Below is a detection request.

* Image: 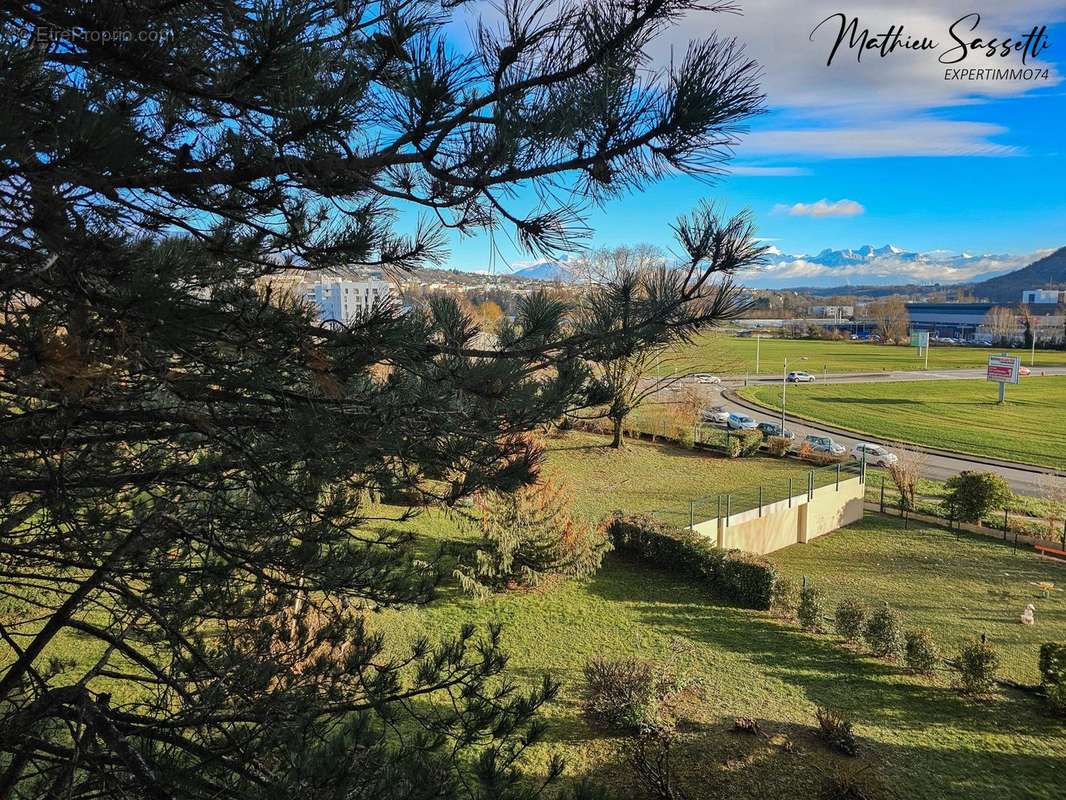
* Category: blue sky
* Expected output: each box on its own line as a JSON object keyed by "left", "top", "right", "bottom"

{"left": 434, "top": 3, "right": 1065, "bottom": 275}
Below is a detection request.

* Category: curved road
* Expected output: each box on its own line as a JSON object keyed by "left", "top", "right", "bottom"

{"left": 659, "top": 367, "right": 1066, "bottom": 496}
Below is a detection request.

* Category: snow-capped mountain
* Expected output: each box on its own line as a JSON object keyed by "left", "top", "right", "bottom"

{"left": 512, "top": 261, "right": 574, "bottom": 282}
{"left": 740, "top": 244, "right": 1049, "bottom": 289}
{"left": 508, "top": 244, "right": 1054, "bottom": 292}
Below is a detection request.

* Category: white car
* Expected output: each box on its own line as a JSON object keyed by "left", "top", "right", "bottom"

{"left": 727, "top": 412, "right": 757, "bottom": 430}
{"left": 787, "top": 371, "right": 816, "bottom": 383}
{"left": 693, "top": 374, "right": 721, "bottom": 384}
{"left": 850, "top": 443, "right": 897, "bottom": 466}
{"left": 701, "top": 407, "right": 730, "bottom": 424}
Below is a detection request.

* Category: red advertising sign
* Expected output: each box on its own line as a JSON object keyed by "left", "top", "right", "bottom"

{"left": 986, "top": 355, "right": 1020, "bottom": 385}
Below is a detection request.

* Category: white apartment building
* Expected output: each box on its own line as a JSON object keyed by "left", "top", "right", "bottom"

{"left": 304, "top": 274, "right": 393, "bottom": 324}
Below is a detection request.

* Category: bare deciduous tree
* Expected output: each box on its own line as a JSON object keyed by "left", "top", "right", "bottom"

{"left": 866, "top": 297, "right": 910, "bottom": 344}
{"left": 983, "top": 306, "right": 1018, "bottom": 346}
{"left": 888, "top": 443, "right": 927, "bottom": 511}
{"left": 1037, "top": 475, "right": 1066, "bottom": 544}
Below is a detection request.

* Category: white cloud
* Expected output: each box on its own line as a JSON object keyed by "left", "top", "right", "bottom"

{"left": 650, "top": 2, "right": 1064, "bottom": 160}
{"left": 674, "top": 2, "right": 1064, "bottom": 116}
{"left": 739, "top": 249, "right": 1055, "bottom": 288}
{"left": 743, "top": 120, "right": 1018, "bottom": 158}
{"left": 774, "top": 198, "right": 865, "bottom": 217}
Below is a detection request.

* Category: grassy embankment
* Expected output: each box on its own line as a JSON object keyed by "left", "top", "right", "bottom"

{"left": 665, "top": 333, "right": 1066, "bottom": 377}
{"left": 8, "top": 432, "right": 1065, "bottom": 799}
{"left": 738, "top": 376, "right": 1066, "bottom": 470}
{"left": 369, "top": 433, "right": 1066, "bottom": 800}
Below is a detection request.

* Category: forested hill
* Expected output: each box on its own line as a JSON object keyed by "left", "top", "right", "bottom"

{"left": 969, "top": 247, "right": 1066, "bottom": 303}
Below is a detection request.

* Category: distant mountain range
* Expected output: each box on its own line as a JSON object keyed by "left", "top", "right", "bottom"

{"left": 508, "top": 244, "right": 1064, "bottom": 298}
{"left": 739, "top": 244, "right": 1047, "bottom": 289}
{"left": 512, "top": 261, "right": 574, "bottom": 282}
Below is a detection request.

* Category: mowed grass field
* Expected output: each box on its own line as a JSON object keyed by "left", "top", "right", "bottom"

{"left": 369, "top": 433, "right": 1066, "bottom": 800}
{"left": 738, "top": 376, "right": 1066, "bottom": 470}
{"left": 9, "top": 432, "right": 1065, "bottom": 799}
{"left": 664, "top": 333, "right": 1066, "bottom": 377}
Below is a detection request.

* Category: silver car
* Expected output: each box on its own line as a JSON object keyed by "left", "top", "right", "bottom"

{"left": 727, "top": 412, "right": 757, "bottom": 430}
{"left": 701, "top": 407, "right": 730, "bottom": 424}
{"left": 850, "top": 443, "right": 897, "bottom": 466}
{"left": 802, "top": 434, "right": 846, "bottom": 456}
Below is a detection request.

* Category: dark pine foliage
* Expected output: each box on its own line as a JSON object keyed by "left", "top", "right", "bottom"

{"left": 0, "top": 1, "right": 763, "bottom": 798}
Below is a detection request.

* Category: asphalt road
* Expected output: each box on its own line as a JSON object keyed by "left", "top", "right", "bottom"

{"left": 652, "top": 368, "right": 1066, "bottom": 496}
{"left": 727, "top": 365, "right": 1066, "bottom": 385}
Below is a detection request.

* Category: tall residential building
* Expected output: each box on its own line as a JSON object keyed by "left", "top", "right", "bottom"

{"left": 304, "top": 274, "right": 393, "bottom": 324}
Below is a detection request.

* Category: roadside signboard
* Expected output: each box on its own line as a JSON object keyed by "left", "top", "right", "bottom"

{"left": 987, "top": 354, "right": 1020, "bottom": 385}
{"left": 909, "top": 330, "right": 929, "bottom": 348}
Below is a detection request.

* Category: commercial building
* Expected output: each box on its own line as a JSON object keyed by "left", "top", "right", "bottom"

{"left": 304, "top": 273, "right": 393, "bottom": 324}
{"left": 903, "top": 302, "right": 992, "bottom": 339}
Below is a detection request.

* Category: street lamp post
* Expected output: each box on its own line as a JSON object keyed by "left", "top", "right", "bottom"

{"left": 755, "top": 333, "right": 761, "bottom": 375}
{"left": 781, "top": 357, "right": 787, "bottom": 433}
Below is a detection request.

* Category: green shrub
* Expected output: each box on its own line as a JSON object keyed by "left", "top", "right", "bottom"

{"left": 834, "top": 598, "right": 867, "bottom": 642}
{"left": 726, "top": 428, "right": 763, "bottom": 458}
{"left": 904, "top": 628, "right": 940, "bottom": 673}
{"left": 770, "top": 575, "right": 798, "bottom": 618}
{"left": 941, "top": 471, "right": 1013, "bottom": 523}
{"left": 1039, "top": 642, "right": 1066, "bottom": 714}
{"left": 582, "top": 651, "right": 696, "bottom": 735}
{"left": 766, "top": 435, "right": 791, "bottom": 457}
{"left": 954, "top": 637, "right": 999, "bottom": 695}
{"left": 816, "top": 706, "right": 857, "bottom": 756}
{"left": 1038, "top": 642, "right": 1066, "bottom": 685}
{"left": 455, "top": 480, "right": 611, "bottom": 596}
{"left": 720, "top": 551, "right": 778, "bottom": 609}
{"left": 863, "top": 604, "right": 904, "bottom": 659}
{"left": 798, "top": 584, "right": 822, "bottom": 630}
{"left": 1046, "top": 681, "right": 1066, "bottom": 716}
{"left": 582, "top": 656, "right": 659, "bottom": 732}
{"left": 605, "top": 513, "right": 777, "bottom": 609}
{"left": 821, "top": 764, "right": 881, "bottom": 800}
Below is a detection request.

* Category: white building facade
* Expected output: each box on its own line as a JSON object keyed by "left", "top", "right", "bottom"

{"left": 1022, "top": 289, "right": 1062, "bottom": 305}
{"left": 304, "top": 274, "right": 393, "bottom": 324}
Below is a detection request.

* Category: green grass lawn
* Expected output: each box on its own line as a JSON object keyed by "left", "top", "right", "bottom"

{"left": 539, "top": 430, "right": 811, "bottom": 523}
{"left": 665, "top": 333, "right": 1066, "bottom": 377}
{"left": 9, "top": 432, "right": 1066, "bottom": 799}
{"left": 367, "top": 434, "right": 1066, "bottom": 800}
{"left": 737, "top": 376, "right": 1066, "bottom": 470}
{"left": 768, "top": 516, "right": 1065, "bottom": 682}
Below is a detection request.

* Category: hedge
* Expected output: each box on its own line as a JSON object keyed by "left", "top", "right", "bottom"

{"left": 727, "top": 429, "right": 763, "bottom": 459}
{"left": 604, "top": 512, "right": 777, "bottom": 609}
{"left": 1039, "top": 642, "right": 1066, "bottom": 685}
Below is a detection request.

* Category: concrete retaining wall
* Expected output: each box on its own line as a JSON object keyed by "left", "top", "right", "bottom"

{"left": 690, "top": 476, "right": 865, "bottom": 555}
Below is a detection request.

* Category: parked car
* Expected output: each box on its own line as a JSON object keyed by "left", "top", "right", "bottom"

{"left": 786, "top": 371, "right": 815, "bottom": 383}
{"left": 850, "top": 442, "right": 897, "bottom": 466}
{"left": 756, "top": 422, "right": 795, "bottom": 440}
{"left": 1019, "top": 366, "right": 1031, "bottom": 376}
{"left": 693, "top": 374, "right": 721, "bottom": 384}
{"left": 727, "top": 412, "right": 757, "bottom": 430}
{"left": 800, "top": 434, "right": 846, "bottom": 456}
{"left": 701, "top": 406, "right": 730, "bottom": 424}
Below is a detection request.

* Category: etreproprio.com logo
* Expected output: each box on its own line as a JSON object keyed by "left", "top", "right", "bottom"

{"left": 33, "top": 26, "right": 172, "bottom": 44}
